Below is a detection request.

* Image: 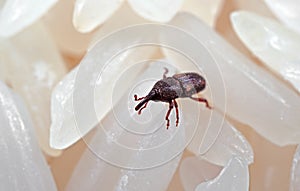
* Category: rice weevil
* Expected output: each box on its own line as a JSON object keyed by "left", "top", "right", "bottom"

{"left": 134, "top": 68, "right": 212, "bottom": 129}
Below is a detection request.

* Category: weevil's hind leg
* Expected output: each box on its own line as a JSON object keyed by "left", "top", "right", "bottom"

{"left": 173, "top": 99, "right": 179, "bottom": 127}
{"left": 190, "top": 97, "right": 212, "bottom": 109}
{"left": 163, "top": 67, "right": 169, "bottom": 79}
{"left": 165, "top": 101, "right": 174, "bottom": 129}
{"left": 137, "top": 101, "right": 149, "bottom": 115}
{"left": 134, "top": 94, "right": 146, "bottom": 101}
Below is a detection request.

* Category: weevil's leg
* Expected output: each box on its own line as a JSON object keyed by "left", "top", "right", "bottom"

{"left": 137, "top": 101, "right": 149, "bottom": 115}
{"left": 134, "top": 94, "right": 146, "bottom": 101}
{"left": 190, "top": 97, "right": 212, "bottom": 109}
{"left": 165, "top": 101, "right": 174, "bottom": 129}
{"left": 163, "top": 67, "right": 169, "bottom": 79}
{"left": 173, "top": 99, "right": 179, "bottom": 127}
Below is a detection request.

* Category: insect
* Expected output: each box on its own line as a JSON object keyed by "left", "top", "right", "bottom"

{"left": 134, "top": 68, "right": 212, "bottom": 129}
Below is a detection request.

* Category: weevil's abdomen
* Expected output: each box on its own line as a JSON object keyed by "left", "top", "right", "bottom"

{"left": 173, "top": 73, "right": 206, "bottom": 97}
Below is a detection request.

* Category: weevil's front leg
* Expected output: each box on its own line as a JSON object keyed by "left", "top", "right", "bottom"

{"left": 165, "top": 100, "right": 174, "bottom": 129}
{"left": 163, "top": 67, "right": 169, "bottom": 79}
{"left": 190, "top": 97, "right": 212, "bottom": 109}
{"left": 173, "top": 99, "right": 179, "bottom": 127}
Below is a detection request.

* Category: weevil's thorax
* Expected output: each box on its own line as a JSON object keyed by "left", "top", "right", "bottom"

{"left": 173, "top": 73, "right": 206, "bottom": 97}
{"left": 150, "top": 77, "right": 183, "bottom": 102}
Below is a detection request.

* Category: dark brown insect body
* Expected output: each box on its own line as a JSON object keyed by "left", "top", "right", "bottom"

{"left": 134, "top": 68, "right": 212, "bottom": 129}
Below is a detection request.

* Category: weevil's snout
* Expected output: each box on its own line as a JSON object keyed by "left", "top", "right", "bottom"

{"left": 134, "top": 94, "right": 149, "bottom": 111}
{"left": 135, "top": 101, "right": 146, "bottom": 111}
{"left": 134, "top": 91, "right": 156, "bottom": 112}
{"left": 134, "top": 97, "right": 150, "bottom": 115}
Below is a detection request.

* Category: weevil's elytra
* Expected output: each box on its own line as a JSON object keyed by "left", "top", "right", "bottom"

{"left": 134, "top": 68, "right": 212, "bottom": 129}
